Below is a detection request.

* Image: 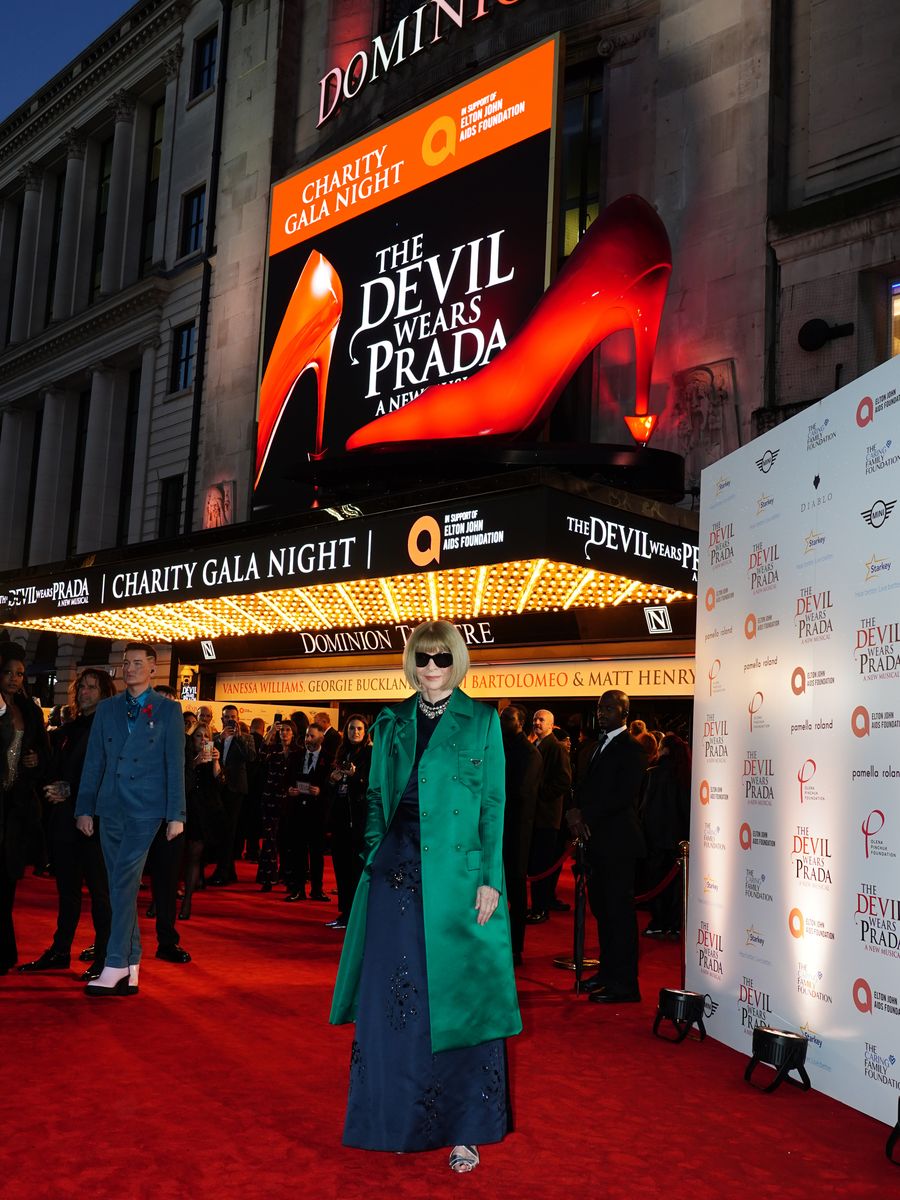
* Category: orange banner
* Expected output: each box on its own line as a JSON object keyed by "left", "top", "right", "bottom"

{"left": 269, "top": 39, "right": 556, "bottom": 257}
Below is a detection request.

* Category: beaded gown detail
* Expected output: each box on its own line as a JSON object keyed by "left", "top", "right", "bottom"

{"left": 342, "top": 707, "right": 511, "bottom": 1152}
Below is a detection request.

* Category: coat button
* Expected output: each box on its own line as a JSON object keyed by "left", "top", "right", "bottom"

{"left": 452, "top": 775, "right": 457, "bottom": 781}
{"left": 454, "top": 809, "right": 459, "bottom": 815}
{"left": 423, "top": 846, "right": 429, "bottom": 852}
{"left": 456, "top": 844, "right": 461, "bottom": 850}
{"left": 422, "top": 811, "right": 428, "bottom": 818}
{"left": 421, "top": 776, "right": 426, "bottom": 783}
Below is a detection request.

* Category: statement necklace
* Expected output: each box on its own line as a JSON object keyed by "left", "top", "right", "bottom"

{"left": 418, "top": 693, "right": 451, "bottom": 719}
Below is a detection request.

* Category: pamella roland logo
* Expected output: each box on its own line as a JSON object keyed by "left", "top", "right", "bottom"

{"left": 855, "top": 978, "right": 900, "bottom": 1019}
{"left": 755, "top": 448, "right": 780, "bottom": 474}
{"left": 856, "top": 386, "right": 900, "bottom": 427}
{"left": 738, "top": 975, "right": 772, "bottom": 1033}
{"left": 696, "top": 921, "right": 723, "bottom": 977}
{"left": 861, "top": 809, "right": 895, "bottom": 861}
{"left": 862, "top": 498, "right": 896, "bottom": 528}
{"left": 806, "top": 417, "right": 836, "bottom": 451}
{"left": 855, "top": 883, "right": 900, "bottom": 956}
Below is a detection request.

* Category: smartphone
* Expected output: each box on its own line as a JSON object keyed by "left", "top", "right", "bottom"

{"left": 274, "top": 712, "right": 283, "bottom": 723}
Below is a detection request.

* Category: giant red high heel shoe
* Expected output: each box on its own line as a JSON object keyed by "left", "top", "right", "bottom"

{"left": 345, "top": 195, "right": 671, "bottom": 451}
{"left": 256, "top": 250, "right": 343, "bottom": 487}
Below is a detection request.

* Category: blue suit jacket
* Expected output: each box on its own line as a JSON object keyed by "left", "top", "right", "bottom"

{"left": 75, "top": 691, "right": 186, "bottom": 823}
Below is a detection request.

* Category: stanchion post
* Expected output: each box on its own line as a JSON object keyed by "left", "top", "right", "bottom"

{"left": 679, "top": 839, "right": 690, "bottom": 989}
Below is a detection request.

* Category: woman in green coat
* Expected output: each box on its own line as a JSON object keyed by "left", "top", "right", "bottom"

{"left": 331, "top": 620, "right": 521, "bottom": 1172}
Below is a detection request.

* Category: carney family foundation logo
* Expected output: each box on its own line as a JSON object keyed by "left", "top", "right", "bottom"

{"left": 702, "top": 822, "right": 726, "bottom": 852}
{"left": 744, "top": 868, "right": 773, "bottom": 903}
{"left": 806, "top": 417, "right": 836, "bottom": 451}
{"left": 796, "top": 961, "right": 832, "bottom": 1004}
{"left": 865, "top": 438, "right": 900, "bottom": 476}
{"left": 863, "top": 1042, "right": 900, "bottom": 1091}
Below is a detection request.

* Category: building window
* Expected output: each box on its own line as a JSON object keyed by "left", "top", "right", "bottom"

{"left": 4, "top": 200, "right": 22, "bottom": 344}
{"left": 558, "top": 59, "right": 603, "bottom": 261}
{"left": 170, "top": 321, "right": 197, "bottom": 392}
{"left": 66, "top": 391, "right": 91, "bottom": 557}
{"left": 158, "top": 473, "right": 184, "bottom": 539}
{"left": 179, "top": 186, "right": 206, "bottom": 257}
{"left": 140, "top": 101, "right": 165, "bottom": 276}
{"left": 21, "top": 407, "right": 43, "bottom": 567}
{"left": 191, "top": 28, "right": 218, "bottom": 98}
{"left": 892, "top": 280, "right": 900, "bottom": 357}
{"left": 89, "top": 137, "right": 114, "bottom": 302}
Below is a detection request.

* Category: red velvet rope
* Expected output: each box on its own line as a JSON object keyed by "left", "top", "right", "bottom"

{"left": 525, "top": 844, "right": 683, "bottom": 903}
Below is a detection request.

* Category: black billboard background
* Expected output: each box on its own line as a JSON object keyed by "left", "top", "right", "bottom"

{"left": 255, "top": 132, "right": 552, "bottom": 510}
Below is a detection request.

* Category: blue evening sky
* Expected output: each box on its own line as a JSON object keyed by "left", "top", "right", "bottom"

{"left": 1, "top": 2, "right": 135, "bottom": 123}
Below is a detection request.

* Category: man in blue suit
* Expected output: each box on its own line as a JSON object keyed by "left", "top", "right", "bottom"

{"left": 75, "top": 643, "right": 186, "bottom": 996}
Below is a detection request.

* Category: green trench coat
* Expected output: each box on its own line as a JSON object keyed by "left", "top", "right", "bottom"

{"left": 330, "top": 688, "right": 522, "bottom": 1053}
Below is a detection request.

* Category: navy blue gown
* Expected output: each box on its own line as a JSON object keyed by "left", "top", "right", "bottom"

{"left": 343, "top": 708, "right": 511, "bottom": 1152}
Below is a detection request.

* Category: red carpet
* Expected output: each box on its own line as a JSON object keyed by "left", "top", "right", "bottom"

{"left": 1, "top": 863, "right": 894, "bottom": 1200}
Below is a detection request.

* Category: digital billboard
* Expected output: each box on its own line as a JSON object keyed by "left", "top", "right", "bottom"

{"left": 255, "top": 38, "right": 558, "bottom": 508}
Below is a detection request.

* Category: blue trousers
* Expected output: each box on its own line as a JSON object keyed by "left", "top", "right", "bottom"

{"left": 99, "top": 812, "right": 164, "bottom": 967}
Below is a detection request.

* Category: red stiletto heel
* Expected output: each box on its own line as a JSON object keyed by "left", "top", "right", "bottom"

{"left": 344, "top": 194, "right": 671, "bottom": 451}
{"left": 256, "top": 250, "right": 343, "bottom": 487}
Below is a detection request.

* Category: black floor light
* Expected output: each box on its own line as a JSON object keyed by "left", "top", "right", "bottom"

{"left": 744, "top": 1027, "right": 811, "bottom": 1093}
{"left": 652, "top": 988, "right": 707, "bottom": 1043}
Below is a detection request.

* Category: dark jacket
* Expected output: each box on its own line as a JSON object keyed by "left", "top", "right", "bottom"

{"left": 502, "top": 729, "right": 541, "bottom": 870}
{"left": 214, "top": 730, "right": 256, "bottom": 794}
{"left": 0, "top": 692, "right": 50, "bottom": 873}
{"left": 46, "top": 711, "right": 96, "bottom": 840}
{"left": 534, "top": 732, "right": 572, "bottom": 829}
{"left": 326, "top": 741, "right": 372, "bottom": 844}
{"left": 572, "top": 728, "right": 648, "bottom": 861}
{"left": 640, "top": 757, "right": 690, "bottom": 854}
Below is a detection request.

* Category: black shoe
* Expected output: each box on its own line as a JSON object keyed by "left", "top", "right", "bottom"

{"left": 525, "top": 910, "right": 549, "bottom": 924}
{"left": 309, "top": 891, "right": 331, "bottom": 902}
{"left": 588, "top": 987, "right": 641, "bottom": 1004}
{"left": 80, "top": 964, "right": 105, "bottom": 982}
{"left": 579, "top": 974, "right": 605, "bottom": 993}
{"left": 285, "top": 892, "right": 305, "bottom": 902}
{"left": 325, "top": 918, "right": 347, "bottom": 929}
{"left": 155, "top": 946, "right": 192, "bottom": 963}
{"left": 549, "top": 898, "right": 571, "bottom": 912}
{"left": 79, "top": 944, "right": 96, "bottom": 962}
{"left": 260, "top": 883, "right": 273, "bottom": 893}
{"left": 145, "top": 904, "right": 156, "bottom": 918}
{"left": 178, "top": 908, "right": 191, "bottom": 920}
{"left": 19, "top": 949, "right": 70, "bottom": 972}
{"left": 206, "top": 874, "right": 228, "bottom": 886}
{"left": 642, "top": 926, "right": 665, "bottom": 938}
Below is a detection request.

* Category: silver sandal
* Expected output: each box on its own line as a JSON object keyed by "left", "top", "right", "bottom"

{"left": 449, "top": 1145, "right": 480, "bottom": 1173}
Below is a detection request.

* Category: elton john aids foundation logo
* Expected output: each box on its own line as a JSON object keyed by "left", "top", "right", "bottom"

{"left": 854, "top": 978, "right": 900, "bottom": 1019}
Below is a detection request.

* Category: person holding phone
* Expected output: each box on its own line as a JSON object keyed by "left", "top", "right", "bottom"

{"left": 331, "top": 621, "right": 520, "bottom": 1174}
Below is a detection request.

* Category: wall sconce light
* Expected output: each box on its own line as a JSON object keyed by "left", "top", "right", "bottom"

{"left": 798, "top": 318, "right": 855, "bottom": 352}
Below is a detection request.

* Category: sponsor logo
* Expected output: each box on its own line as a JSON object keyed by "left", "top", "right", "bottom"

{"left": 794, "top": 586, "right": 833, "bottom": 643}
{"left": 865, "top": 438, "right": 900, "bottom": 476}
{"left": 864, "top": 1042, "right": 900, "bottom": 1089}
{"left": 857, "top": 387, "right": 900, "bottom": 427}
{"left": 800, "top": 1021, "right": 827, "bottom": 1068}
{"left": 745, "top": 925, "right": 766, "bottom": 948}
{"left": 791, "top": 825, "right": 832, "bottom": 886}
{"left": 704, "top": 995, "right": 720, "bottom": 1019}
{"left": 807, "top": 418, "right": 836, "bottom": 450}
{"left": 703, "top": 873, "right": 720, "bottom": 894}
{"left": 790, "top": 664, "right": 835, "bottom": 694}
{"left": 855, "top": 884, "right": 900, "bottom": 958}
{"left": 797, "top": 758, "right": 823, "bottom": 804}
{"left": 707, "top": 658, "right": 724, "bottom": 696}
{"left": 748, "top": 691, "right": 766, "bottom": 731}
{"left": 864, "top": 554, "right": 892, "bottom": 582}
{"left": 855, "top": 978, "right": 900, "bottom": 1019}
{"left": 708, "top": 520, "right": 735, "bottom": 568}
{"left": 803, "top": 529, "right": 827, "bottom": 554}
{"left": 851, "top": 705, "right": 900, "bottom": 736}
{"left": 755, "top": 448, "right": 780, "bottom": 474}
{"left": 696, "top": 921, "right": 724, "bottom": 977}
{"left": 739, "top": 822, "right": 775, "bottom": 850}
{"left": 714, "top": 475, "right": 732, "bottom": 498}
{"left": 5, "top": 577, "right": 91, "bottom": 611}
{"left": 854, "top": 616, "right": 900, "bottom": 680}
{"left": 744, "top": 611, "right": 780, "bottom": 639}
{"left": 703, "top": 822, "right": 726, "bottom": 852}
{"left": 862, "top": 499, "right": 896, "bottom": 528}
{"left": 796, "top": 962, "right": 832, "bottom": 1004}
{"left": 755, "top": 492, "right": 775, "bottom": 516}
{"left": 703, "top": 715, "right": 728, "bottom": 760}
{"left": 699, "top": 779, "right": 728, "bottom": 807}
{"left": 703, "top": 620, "right": 734, "bottom": 644}
{"left": 788, "top": 907, "right": 835, "bottom": 941}
{"left": 743, "top": 751, "right": 774, "bottom": 806}
{"left": 862, "top": 810, "right": 895, "bottom": 860}
{"left": 800, "top": 472, "right": 835, "bottom": 514}
{"left": 738, "top": 975, "right": 773, "bottom": 1033}
{"left": 744, "top": 869, "right": 773, "bottom": 903}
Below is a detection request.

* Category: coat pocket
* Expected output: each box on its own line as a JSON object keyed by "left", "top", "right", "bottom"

{"left": 457, "top": 749, "right": 484, "bottom": 791}
{"left": 466, "top": 849, "right": 483, "bottom": 872}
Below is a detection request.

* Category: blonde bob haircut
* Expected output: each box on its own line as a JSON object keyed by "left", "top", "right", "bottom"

{"left": 402, "top": 620, "right": 470, "bottom": 692}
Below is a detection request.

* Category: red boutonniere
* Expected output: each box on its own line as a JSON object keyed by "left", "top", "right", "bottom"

{"left": 142, "top": 702, "right": 155, "bottom": 729}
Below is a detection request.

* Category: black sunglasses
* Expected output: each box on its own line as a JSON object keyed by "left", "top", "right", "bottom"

{"left": 415, "top": 651, "right": 453, "bottom": 668}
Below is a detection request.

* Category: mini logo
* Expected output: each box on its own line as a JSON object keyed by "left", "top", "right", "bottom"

{"left": 864, "top": 554, "right": 892, "bottom": 582}
{"left": 862, "top": 810, "right": 885, "bottom": 859}
{"left": 755, "top": 448, "right": 780, "bottom": 474}
{"left": 862, "top": 499, "right": 896, "bottom": 528}
{"left": 644, "top": 605, "right": 673, "bottom": 634}
{"left": 704, "top": 996, "right": 719, "bottom": 1019}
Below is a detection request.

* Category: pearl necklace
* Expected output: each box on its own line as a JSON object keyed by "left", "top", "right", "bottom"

{"left": 418, "top": 693, "right": 450, "bottom": 719}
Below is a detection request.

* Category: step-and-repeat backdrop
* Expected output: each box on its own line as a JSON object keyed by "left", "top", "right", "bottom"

{"left": 689, "top": 353, "right": 900, "bottom": 1125}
